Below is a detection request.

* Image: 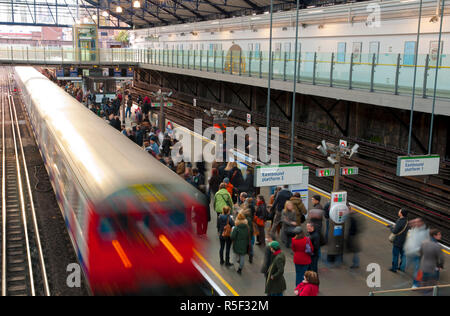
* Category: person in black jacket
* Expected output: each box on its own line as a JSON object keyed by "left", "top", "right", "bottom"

{"left": 161, "top": 134, "right": 172, "bottom": 157}
{"left": 323, "top": 201, "right": 331, "bottom": 242}
{"left": 135, "top": 125, "right": 144, "bottom": 147}
{"left": 307, "top": 222, "right": 320, "bottom": 273}
{"left": 270, "top": 185, "right": 292, "bottom": 238}
{"left": 239, "top": 169, "right": 255, "bottom": 197}
{"left": 388, "top": 209, "right": 409, "bottom": 273}
{"left": 260, "top": 235, "right": 274, "bottom": 280}
{"left": 217, "top": 206, "right": 235, "bottom": 266}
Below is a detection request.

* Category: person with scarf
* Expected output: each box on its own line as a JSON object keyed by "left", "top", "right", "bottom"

{"left": 265, "top": 241, "right": 287, "bottom": 296}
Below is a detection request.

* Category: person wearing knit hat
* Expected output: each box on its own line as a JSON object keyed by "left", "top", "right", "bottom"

{"left": 265, "top": 240, "right": 286, "bottom": 296}
{"left": 269, "top": 241, "right": 280, "bottom": 250}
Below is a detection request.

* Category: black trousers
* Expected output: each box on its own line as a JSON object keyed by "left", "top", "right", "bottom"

{"left": 219, "top": 237, "right": 232, "bottom": 263}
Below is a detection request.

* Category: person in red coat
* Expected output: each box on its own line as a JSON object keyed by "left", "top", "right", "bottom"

{"left": 292, "top": 226, "right": 313, "bottom": 286}
{"left": 294, "top": 271, "right": 320, "bottom": 296}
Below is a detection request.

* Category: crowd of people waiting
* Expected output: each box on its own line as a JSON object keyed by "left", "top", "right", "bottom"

{"left": 60, "top": 81, "right": 444, "bottom": 297}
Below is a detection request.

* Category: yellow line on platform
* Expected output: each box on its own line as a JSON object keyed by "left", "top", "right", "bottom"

{"left": 193, "top": 248, "right": 240, "bottom": 296}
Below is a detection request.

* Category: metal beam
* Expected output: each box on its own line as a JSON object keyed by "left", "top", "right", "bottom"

{"left": 171, "top": 0, "right": 206, "bottom": 20}
{"left": 145, "top": 0, "right": 185, "bottom": 23}
{"left": 84, "top": 0, "right": 134, "bottom": 27}
{"left": 239, "top": 0, "right": 261, "bottom": 11}
{"left": 202, "top": 0, "right": 230, "bottom": 16}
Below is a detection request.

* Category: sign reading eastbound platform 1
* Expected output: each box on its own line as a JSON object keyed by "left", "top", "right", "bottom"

{"left": 396, "top": 155, "right": 440, "bottom": 177}
{"left": 255, "top": 164, "right": 303, "bottom": 187}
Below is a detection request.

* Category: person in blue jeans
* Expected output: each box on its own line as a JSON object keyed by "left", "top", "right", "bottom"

{"left": 388, "top": 209, "right": 409, "bottom": 273}
{"left": 125, "top": 97, "right": 133, "bottom": 118}
{"left": 404, "top": 218, "right": 429, "bottom": 288}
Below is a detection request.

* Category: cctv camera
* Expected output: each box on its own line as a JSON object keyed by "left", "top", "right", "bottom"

{"left": 327, "top": 156, "right": 338, "bottom": 165}
{"left": 349, "top": 144, "right": 359, "bottom": 159}
{"left": 317, "top": 145, "right": 328, "bottom": 156}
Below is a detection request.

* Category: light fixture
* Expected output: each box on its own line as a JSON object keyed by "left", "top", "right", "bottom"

{"left": 102, "top": 10, "right": 109, "bottom": 17}
{"left": 92, "top": 14, "right": 97, "bottom": 21}
{"left": 264, "top": 11, "right": 269, "bottom": 14}
{"left": 133, "top": 0, "right": 141, "bottom": 8}
{"left": 429, "top": 15, "right": 439, "bottom": 23}
{"left": 83, "top": 17, "right": 89, "bottom": 24}
{"left": 116, "top": 6, "right": 123, "bottom": 13}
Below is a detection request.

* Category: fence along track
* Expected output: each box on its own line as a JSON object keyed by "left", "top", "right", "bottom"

{"left": 0, "top": 69, "right": 50, "bottom": 296}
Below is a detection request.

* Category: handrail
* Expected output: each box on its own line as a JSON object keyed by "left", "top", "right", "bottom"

{"left": 369, "top": 284, "right": 450, "bottom": 296}
{"left": 0, "top": 46, "right": 449, "bottom": 100}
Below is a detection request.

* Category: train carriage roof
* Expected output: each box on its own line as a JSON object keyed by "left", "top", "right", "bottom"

{"left": 15, "top": 66, "right": 197, "bottom": 202}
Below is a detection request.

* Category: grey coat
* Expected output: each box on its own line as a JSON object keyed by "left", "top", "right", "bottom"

{"left": 420, "top": 239, "right": 444, "bottom": 274}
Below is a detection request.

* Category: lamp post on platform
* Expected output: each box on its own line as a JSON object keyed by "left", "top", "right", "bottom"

{"left": 151, "top": 89, "right": 172, "bottom": 133}
{"left": 316, "top": 139, "right": 360, "bottom": 259}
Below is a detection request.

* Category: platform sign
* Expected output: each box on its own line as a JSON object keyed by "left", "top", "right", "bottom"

{"left": 126, "top": 67, "right": 134, "bottom": 77}
{"left": 114, "top": 67, "right": 121, "bottom": 77}
{"left": 316, "top": 168, "right": 335, "bottom": 177}
{"left": 255, "top": 163, "right": 303, "bottom": 187}
{"left": 289, "top": 167, "right": 310, "bottom": 210}
{"left": 396, "top": 155, "right": 440, "bottom": 177}
{"left": 339, "top": 139, "right": 348, "bottom": 147}
{"left": 340, "top": 167, "right": 358, "bottom": 176}
{"left": 56, "top": 69, "right": 64, "bottom": 77}
{"left": 69, "top": 67, "right": 78, "bottom": 77}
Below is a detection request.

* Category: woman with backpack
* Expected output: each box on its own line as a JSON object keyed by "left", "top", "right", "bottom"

{"left": 217, "top": 206, "right": 234, "bottom": 267}
{"left": 231, "top": 213, "right": 250, "bottom": 275}
{"left": 292, "top": 226, "right": 313, "bottom": 287}
{"left": 255, "top": 195, "right": 268, "bottom": 246}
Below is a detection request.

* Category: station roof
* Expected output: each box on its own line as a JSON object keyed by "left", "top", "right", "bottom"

{"left": 84, "top": 0, "right": 358, "bottom": 28}
{"left": 0, "top": 0, "right": 361, "bottom": 29}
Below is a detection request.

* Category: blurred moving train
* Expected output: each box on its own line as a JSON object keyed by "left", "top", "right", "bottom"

{"left": 14, "top": 66, "right": 208, "bottom": 295}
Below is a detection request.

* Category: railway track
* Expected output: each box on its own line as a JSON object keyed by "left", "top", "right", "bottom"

{"left": 131, "top": 83, "right": 450, "bottom": 245}
{"left": 0, "top": 69, "right": 50, "bottom": 296}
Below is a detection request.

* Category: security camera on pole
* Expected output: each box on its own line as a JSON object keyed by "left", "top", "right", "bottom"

{"left": 316, "top": 139, "right": 359, "bottom": 258}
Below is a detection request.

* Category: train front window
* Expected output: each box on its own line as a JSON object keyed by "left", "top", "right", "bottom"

{"left": 99, "top": 218, "right": 115, "bottom": 240}
{"left": 168, "top": 210, "right": 186, "bottom": 227}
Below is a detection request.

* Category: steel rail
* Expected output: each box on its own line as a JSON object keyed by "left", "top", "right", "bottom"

{"left": 6, "top": 75, "right": 35, "bottom": 296}
{"left": 1, "top": 80, "right": 6, "bottom": 296}
{"left": 8, "top": 76, "right": 50, "bottom": 296}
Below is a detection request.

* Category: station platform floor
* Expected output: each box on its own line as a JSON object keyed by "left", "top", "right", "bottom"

{"left": 121, "top": 108, "right": 449, "bottom": 296}
{"left": 191, "top": 187, "right": 450, "bottom": 296}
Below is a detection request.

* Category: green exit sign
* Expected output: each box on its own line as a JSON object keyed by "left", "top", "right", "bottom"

{"left": 151, "top": 102, "right": 173, "bottom": 108}
{"left": 316, "top": 168, "right": 336, "bottom": 177}
{"left": 340, "top": 167, "right": 359, "bottom": 176}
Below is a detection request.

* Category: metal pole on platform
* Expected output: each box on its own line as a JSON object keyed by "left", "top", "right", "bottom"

{"left": 407, "top": 0, "right": 423, "bottom": 155}
{"left": 290, "top": 0, "right": 300, "bottom": 163}
{"left": 266, "top": 0, "right": 274, "bottom": 147}
{"left": 428, "top": 0, "right": 445, "bottom": 155}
